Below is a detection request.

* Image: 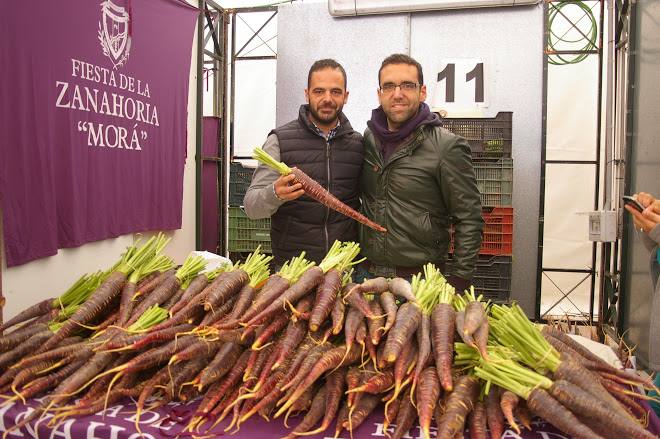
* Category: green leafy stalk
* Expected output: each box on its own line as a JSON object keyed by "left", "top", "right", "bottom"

{"left": 56, "top": 271, "right": 105, "bottom": 309}
{"left": 180, "top": 277, "right": 193, "bottom": 290}
{"left": 125, "top": 306, "right": 169, "bottom": 333}
{"left": 334, "top": 242, "right": 363, "bottom": 273}
{"left": 183, "top": 263, "right": 232, "bottom": 290}
{"left": 49, "top": 321, "right": 65, "bottom": 334}
{"left": 342, "top": 268, "right": 354, "bottom": 286}
{"left": 279, "top": 252, "right": 315, "bottom": 284}
{"left": 55, "top": 274, "right": 91, "bottom": 308}
{"left": 115, "top": 235, "right": 161, "bottom": 276}
{"left": 154, "top": 233, "right": 172, "bottom": 254}
{"left": 97, "top": 244, "right": 137, "bottom": 284}
{"left": 411, "top": 269, "right": 434, "bottom": 315}
{"left": 253, "top": 147, "right": 292, "bottom": 175}
{"left": 453, "top": 342, "right": 482, "bottom": 367}
{"left": 238, "top": 246, "right": 274, "bottom": 283}
{"left": 453, "top": 293, "right": 468, "bottom": 311}
{"left": 318, "top": 241, "right": 345, "bottom": 273}
{"left": 460, "top": 286, "right": 487, "bottom": 308}
{"left": 129, "top": 254, "right": 175, "bottom": 284}
{"left": 204, "top": 263, "right": 232, "bottom": 282}
{"left": 236, "top": 246, "right": 272, "bottom": 287}
{"left": 474, "top": 355, "right": 553, "bottom": 400}
{"left": 318, "top": 240, "right": 363, "bottom": 274}
{"left": 249, "top": 265, "right": 270, "bottom": 288}
{"left": 51, "top": 304, "right": 81, "bottom": 325}
{"left": 175, "top": 254, "right": 208, "bottom": 283}
{"left": 438, "top": 282, "right": 455, "bottom": 305}
{"left": 454, "top": 343, "right": 520, "bottom": 368}
{"left": 144, "top": 252, "right": 175, "bottom": 273}
{"left": 412, "top": 263, "right": 451, "bottom": 314}
{"left": 489, "top": 304, "right": 561, "bottom": 373}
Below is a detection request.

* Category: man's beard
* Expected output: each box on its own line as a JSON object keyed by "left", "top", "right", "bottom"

{"left": 310, "top": 104, "right": 341, "bottom": 124}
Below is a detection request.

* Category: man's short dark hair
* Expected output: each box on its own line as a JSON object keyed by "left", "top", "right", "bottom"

{"left": 378, "top": 54, "right": 424, "bottom": 86}
{"left": 307, "top": 59, "right": 347, "bottom": 90}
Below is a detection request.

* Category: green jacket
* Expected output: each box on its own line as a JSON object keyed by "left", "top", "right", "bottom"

{"left": 360, "top": 124, "right": 483, "bottom": 280}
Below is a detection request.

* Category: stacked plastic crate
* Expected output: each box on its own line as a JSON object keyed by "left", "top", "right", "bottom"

{"left": 444, "top": 112, "right": 513, "bottom": 302}
{"left": 227, "top": 162, "right": 272, "bottom": 254}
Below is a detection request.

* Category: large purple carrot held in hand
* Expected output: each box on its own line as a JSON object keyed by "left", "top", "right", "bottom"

{"left": 254, "top": 147, "right": 386, "bottom": 233}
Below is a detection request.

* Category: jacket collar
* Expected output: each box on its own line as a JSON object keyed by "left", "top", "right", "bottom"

{"left": 371, "top": 125, "right": 428, "bottom": 166}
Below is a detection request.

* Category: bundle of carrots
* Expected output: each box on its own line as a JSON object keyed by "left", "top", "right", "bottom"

{"left": 0, "top": 242, "right": 658, "bottom": 439}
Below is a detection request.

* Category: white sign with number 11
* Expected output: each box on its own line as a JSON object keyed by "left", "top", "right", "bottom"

{"left": 430, "top": 58, "right": 490, "bottom": 115}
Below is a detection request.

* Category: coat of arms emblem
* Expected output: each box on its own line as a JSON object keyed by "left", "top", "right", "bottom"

{"left": 98, "top": 0, "right": 132, "bottom": 68}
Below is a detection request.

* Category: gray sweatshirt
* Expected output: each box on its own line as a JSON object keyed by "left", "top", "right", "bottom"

{"left": 243, "top": 134, "right": 285, "bottom": 219}
{"left": 642, "top": 225, "right": 660, "bottom": 371}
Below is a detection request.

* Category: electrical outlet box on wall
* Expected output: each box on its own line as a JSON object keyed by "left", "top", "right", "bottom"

{"left": 587, "top": 211, "right": 618, "bottom": 242}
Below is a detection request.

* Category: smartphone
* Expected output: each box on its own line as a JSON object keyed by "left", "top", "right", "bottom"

{"left": 623, "top": 195, "right": 644, "bottom": 213}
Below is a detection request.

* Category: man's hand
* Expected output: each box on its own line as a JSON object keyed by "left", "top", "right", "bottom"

{"left": 274, "top": 173, "right": 305, "bottom": 201}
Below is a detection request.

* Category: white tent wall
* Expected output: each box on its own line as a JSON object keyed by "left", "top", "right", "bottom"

{"left": 233, "top": 59, "right": 277, "bottom": 159}
{"left": 542, "top": 53, "right": 601, "bottom": 318}
{"left": 275, "top": 2, "right": 544, "bottom": 314}
{"left": 0, "top": 21, "right": 200, "bottom": 321}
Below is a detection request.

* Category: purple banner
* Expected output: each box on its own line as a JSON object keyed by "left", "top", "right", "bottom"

{"left": 2, "top": 396, "right": 659, "bottom": 438}
{"left": 0, "top": 0, "right": 197, "bottom": 267}
{"left": 201, "top": 117, "right": 220, "bottom": 253}
{"left": 0, "top": 397, "right": 573, "bottom": 439}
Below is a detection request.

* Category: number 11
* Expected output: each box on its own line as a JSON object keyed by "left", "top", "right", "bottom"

{"left": 437, "top": 62, "right": 484, "bottom": 103}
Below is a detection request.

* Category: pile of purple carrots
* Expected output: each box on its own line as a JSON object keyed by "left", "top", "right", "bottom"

{"left": 0, "top": 237, "right": 658, "bottom": 439}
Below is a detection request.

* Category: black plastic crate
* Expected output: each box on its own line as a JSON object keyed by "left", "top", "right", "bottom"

{"left": 441, "top": 112, "right": 512, "bottom": 160}
{"left": 229, "top": 182, "right": 250, "bottom": 206}
{"left": 230, "top": 162, "right": 254, "bottom": 183}
{"left": 473, "top": 255, "right": 511, "bottom": 302}
{"left": 229, "top": 162, "right": 255, "bottom": 206}
{"left": 447, "top": 255, "right": 512, "bottom": 303}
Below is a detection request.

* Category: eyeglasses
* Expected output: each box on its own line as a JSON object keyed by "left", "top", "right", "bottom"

{"left": 379, "top": 81, "right": 419, "bottom": 94}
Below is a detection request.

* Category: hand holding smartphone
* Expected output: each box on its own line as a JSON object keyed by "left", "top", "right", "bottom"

{"left": 623, "top": 195, "right": 645, "bottom": 213}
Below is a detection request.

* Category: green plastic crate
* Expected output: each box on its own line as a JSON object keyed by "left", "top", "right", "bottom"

{"left": 228, "top": 239, "right": 272, "bottom": 253}
{"left": 228, "top": 207, "right": 271, "bottom": 253}
{"left": 474, "top": 158, "right": 513, "bottom": 207}
{"left": 228, "top": 228, "right": 270, "bottom": 241}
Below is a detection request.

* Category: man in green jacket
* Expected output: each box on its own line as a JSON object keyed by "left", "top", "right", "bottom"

{"left": 359, "top": 54, "right": 483, "bottom": 291}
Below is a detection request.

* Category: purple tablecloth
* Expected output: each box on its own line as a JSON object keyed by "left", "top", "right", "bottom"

{"left": 1, "top": 396, "right": 658, "bottom": 438}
